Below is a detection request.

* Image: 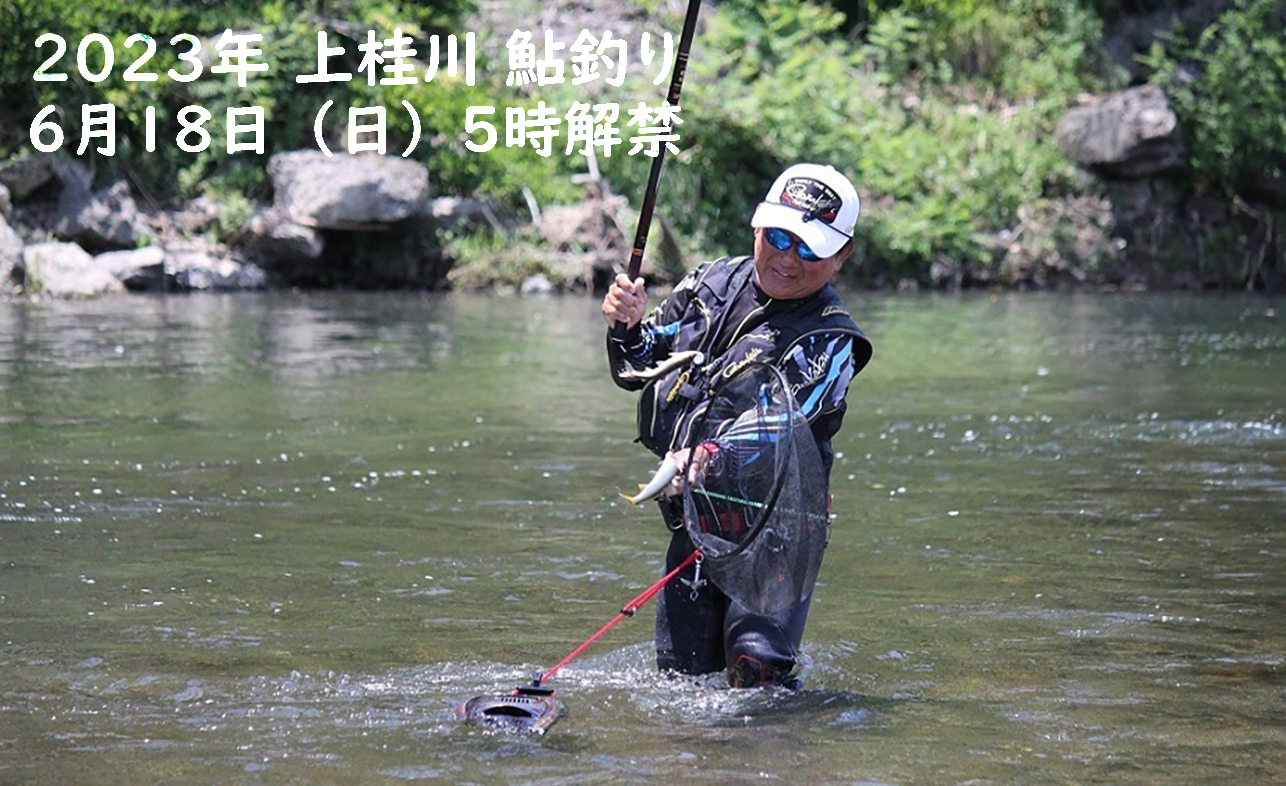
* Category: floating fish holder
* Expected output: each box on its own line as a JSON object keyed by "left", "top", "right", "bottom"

{"left": 460, "top": 684, "right": 564, "bottom": 734}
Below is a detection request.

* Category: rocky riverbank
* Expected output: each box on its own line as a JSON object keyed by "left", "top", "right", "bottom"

{"left": 0, "top": 147, "right": 686, "bottom": 299}
{"left": 1, "top": 0, "right": 1280, "bottom": 298}
{"left": 0, "top": 80, "right": 1231, "bottom": 299}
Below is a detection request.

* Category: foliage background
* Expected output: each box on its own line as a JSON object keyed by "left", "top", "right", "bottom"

{"left": 1, "top": 0, "right": 1282, "bottom": 289}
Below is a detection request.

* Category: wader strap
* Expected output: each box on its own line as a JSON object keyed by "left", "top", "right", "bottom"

{"left": 706, "top": 256, "right": 757, "bottom": 359}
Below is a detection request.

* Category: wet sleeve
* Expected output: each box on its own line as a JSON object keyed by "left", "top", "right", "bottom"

{"left": 606, "top": 267, "right": 702, "bottom": 391}
{"left": 776, "top": 332, "right": 860, "bottom": 480}
{"left": 779, "top": 333, "right": 859, "bottom": 432}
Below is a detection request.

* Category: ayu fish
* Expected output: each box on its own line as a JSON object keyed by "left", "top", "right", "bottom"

{"left": 620, "top": 456, "right": 680, "bottom": 505}
{"left": 616, "top": 351, "right": 704, "bottom": 383}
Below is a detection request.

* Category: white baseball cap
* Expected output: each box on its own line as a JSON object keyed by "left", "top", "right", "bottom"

{"left": 750, "top": 163, "right": 860, "bottom": 259}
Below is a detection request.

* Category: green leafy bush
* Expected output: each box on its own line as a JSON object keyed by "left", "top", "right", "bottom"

{"left": 1, "top": 0, "right": 484, "bottom": 201}
{"left": 1144, "top": 0, "right": 1286, "bottom": 199}
{"left": 865, "top": 0, "right": 1112, "bottom": 98}
{"left": 625, "top": 0, "right": 1094, "bottom": 282}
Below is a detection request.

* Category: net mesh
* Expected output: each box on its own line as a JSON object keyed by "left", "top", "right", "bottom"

{"left": 681, "top": 361, "right": 829, "bottom": 615}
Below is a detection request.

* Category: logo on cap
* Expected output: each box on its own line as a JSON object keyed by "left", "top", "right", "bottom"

{"left": 780, "top": 177, "right": 842, "bottom": 224}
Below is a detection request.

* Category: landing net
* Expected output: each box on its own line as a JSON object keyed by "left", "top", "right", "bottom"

{"left": 681, "top": 361, "right": 829, "bottom": 615}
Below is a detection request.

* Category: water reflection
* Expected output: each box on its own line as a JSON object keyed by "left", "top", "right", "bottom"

{"left": 1, "top": 291, "right": 1283, "bottom": 784}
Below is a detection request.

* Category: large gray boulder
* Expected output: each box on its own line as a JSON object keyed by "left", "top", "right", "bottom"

{"left": 0, "top": 157, "right": 56, "bottom": 201}
{"left": 19, "top": 242, "right": 125, "bottom": 298}
{"left": 166, "top": 248, "right": 267, "bottom": 291}
{"left": 269, "top": 151, "right": 430, "bottom": 229}
{"left": 1, "top": 213, "right": 22, "bottom": 289}
{"left": 96, "top": 246, "right": 166, "bottom": 290}
{"left": 1055, "top": 85, "right": 1186, "bottom": 179}
{"left": 54, "top": 175, "right": 142, "bottom": 250}
{"left": 0, "top": 183, "right": 11, "bottom": 220}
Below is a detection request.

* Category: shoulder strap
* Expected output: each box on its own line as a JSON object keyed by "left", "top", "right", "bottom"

{"left": 683, "top": 255, "right": 751, "bottom": 340}
{"left": 703, "top": 256, "right": 756, "bottom": 353}
{"left": 772, "top": 286, "right": 872, "bottom": 375}
{"left": 692, "top": 254, "right": 753, "bottom": 299}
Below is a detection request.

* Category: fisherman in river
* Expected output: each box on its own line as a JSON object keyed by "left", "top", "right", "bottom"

{"left": 601, "top": 163, "right": 874, "bottom": 689}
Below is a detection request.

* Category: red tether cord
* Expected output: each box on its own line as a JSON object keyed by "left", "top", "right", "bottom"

{"left": 535, "top": 550, "right": 701, "bottom": 687}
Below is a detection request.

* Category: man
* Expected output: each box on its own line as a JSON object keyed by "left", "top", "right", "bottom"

{"left": 601, "top": 163, "right": 874, "bottom": 688}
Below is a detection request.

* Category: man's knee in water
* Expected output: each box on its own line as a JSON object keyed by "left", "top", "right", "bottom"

{"left": 656, "top": 650, "right": 684, "bottom": 674}
{"left": 727, "top": 653, "right": 801, "bottom": 690}
{"left": 725, "top": 610, "right": 806, "bottom": 689}
{"left": 726, "top": 623, "right": 802, "bottom": 689}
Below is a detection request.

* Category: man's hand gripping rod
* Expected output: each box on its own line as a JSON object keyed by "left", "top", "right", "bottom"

{"left": 608, "top": 0, "right": 703, "bottom": 346}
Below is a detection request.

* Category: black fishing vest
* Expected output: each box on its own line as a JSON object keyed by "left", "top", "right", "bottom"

{"left": 635, "top": 256, "right": 872, "bottom": 457}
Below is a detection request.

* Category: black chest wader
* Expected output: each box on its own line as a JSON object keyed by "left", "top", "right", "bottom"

{"left": 641, "top": 257, "right": 870, "bottom": 686}
{"left": 641, "top": 257, "right": 868, "bottom": 525}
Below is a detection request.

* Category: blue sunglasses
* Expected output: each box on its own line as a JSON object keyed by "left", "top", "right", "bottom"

{"left": 764, "top": 227, "right": 822, "bottom": 262}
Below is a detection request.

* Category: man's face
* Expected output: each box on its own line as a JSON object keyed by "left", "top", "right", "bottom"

{"left": 753, "top": 227, "right": 847, "bottom": 300}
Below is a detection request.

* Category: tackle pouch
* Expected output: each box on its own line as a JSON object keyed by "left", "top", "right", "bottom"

{"left": 636, "top": 360, "right": 705, "bottom": 455}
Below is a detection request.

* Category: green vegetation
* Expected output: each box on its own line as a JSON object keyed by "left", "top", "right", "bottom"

{"left": 1, "top": 0, "right": 570, "bottom": 210}
{"left": 1, "top": 0, "right": 1282, "bottom": 289}
{"left": 1144, "top": 0, "right": 1286, "bottom": 198}
{"left": 635, "top": 0, "right": 1114, "bottom": 282}
{"left": 1142, "top": 0, "right": 1285, "bottom": 288}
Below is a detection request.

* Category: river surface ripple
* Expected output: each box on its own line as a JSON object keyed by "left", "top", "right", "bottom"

{"left": 0, "top": 292, "right": 1282, "bottom": 785}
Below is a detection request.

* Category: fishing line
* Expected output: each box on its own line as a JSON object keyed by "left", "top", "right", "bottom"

{"left": 692, "top": 487, "right": 830, "bottom": 523}
{"left": 463, "top": 0, "right": 706, "bottom": 734}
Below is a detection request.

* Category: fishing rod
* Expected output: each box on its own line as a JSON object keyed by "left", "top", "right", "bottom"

{"left": 461, "top": 550, "right": 700, "bottom": 733}
{"left": 534, "top": 548, "right": 700, "bottom": 686}
{"left": 462, "top": 0, "right": 707, "bottom": 735}
{"left": 608, "top": 0, "right": 703, "bottom": 342}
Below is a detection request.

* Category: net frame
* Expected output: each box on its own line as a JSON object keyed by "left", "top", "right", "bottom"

{"left": 679, "top": 361, "right": 829, "bottom": 614}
